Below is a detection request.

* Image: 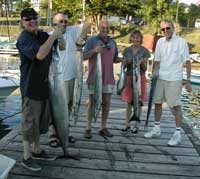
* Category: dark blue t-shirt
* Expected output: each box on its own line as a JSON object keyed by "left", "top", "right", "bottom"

{"left": 16, "top": 30, "right": 52, "bottom": 100}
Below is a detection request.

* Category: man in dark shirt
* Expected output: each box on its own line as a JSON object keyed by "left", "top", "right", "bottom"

{"left": 16, "top": 8, "right": 65, "bottom": 171}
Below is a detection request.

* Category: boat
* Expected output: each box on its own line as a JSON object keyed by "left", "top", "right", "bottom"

{"left": 0, "top": 70, "right": 20, "bottom": 97}
{"left": 190, "top": 53, "right": 200, "bottom": 63}
{"left": 183, "top": 69, "right": 200, "bottom": 85}
{"left": 0, "top": 154, "right": 16, "bottom": 179}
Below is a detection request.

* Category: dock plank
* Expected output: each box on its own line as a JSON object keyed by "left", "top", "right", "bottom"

{"left": 0, "top": 78, "right": 200, "bottom": 179}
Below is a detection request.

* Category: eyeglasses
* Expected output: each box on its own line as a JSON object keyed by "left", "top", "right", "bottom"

{"left": 53, "top": 20, "right": 68, "bottom": 26}
{"left": 161, "top": 27, "right": 171, "bottom": 32}
{"left": 22, "top": 16, "right": 38, "bottom": 21}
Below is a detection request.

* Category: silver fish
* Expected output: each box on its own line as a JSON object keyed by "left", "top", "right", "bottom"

{"left": 49, "top": 45, "right": 69, "bottom": 157}
{"left": 71, "top": 49, "right": 83, "bottom": 125}
{"left": 116, "top": 64, "right": 126, "bottom": 95}
{"left": 130, "top": 56, "right": 141, "bottom": 122}
{"left": 93, "top": 53, "right": 102, "bottom": 122}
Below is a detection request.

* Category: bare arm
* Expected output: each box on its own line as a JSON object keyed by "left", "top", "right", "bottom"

{"left": 80, "top": 22, "right": 91, "bottom": 40}
{"left": 185, "top": 60, "right": 192, "bottom": 92}
{"left": 36, "top": 34, "right": 57, "bottom": 60}
{"left": 83, "top": 45, "right": 102, "bottom": 60}
{"left": 36, "top": 27, "right": 63, "bottom": 60}
{"left": 152, "top": 61, "right": 160, "bottom": 75}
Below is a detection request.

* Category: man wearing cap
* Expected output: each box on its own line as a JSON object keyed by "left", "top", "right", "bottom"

{"left": 16, "top": 8, "right": 65, "bottom": 171}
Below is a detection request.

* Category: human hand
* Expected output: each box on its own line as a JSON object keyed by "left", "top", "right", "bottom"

{"left": 185, "top": 80, "right": 192, "bottom": 92}
{"left": 94, "top": 45, "right": 102, "bottom": 53}
{"left": 52, "top": 24, "right": 63, "bottom": 40}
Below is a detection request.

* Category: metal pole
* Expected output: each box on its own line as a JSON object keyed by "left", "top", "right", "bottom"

{"left": 47, "top": 0, "right": 52, "bottom": 26}
{"left": 82, "top": 0, "right": 85, "bottom": 22}
{"left": 175, "top": 0, "right": 179, "bottom": 23}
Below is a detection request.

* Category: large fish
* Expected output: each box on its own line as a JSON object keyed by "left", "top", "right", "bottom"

{"left": 93, "top": 53, "right": 102, "bottom": 122}
{"left": 116, "top": 64, "right": 126, "bottom": 95}
{"left": 130, "top": 57, "right": 141, "bottom": 122}
{"left": 49, "top": 44, "right": 69, "bottom": 157}
{"left": 145, "top": 73, "right": 158, "bottom": 127}
{"left": 71, "top": 48, "right": 83, "bottom": 125}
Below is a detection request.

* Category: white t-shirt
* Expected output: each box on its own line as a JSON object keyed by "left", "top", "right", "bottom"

{"left": 155, "top": 33, "right": 190, "bottom": 81}
{"left": 62, "top": 24, "right": 83, "bottom": 81}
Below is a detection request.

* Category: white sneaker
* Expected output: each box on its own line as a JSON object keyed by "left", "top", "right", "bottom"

{"left": 144, "top": 125, "right": 161, "bottom": 138}
{"left": 168, "top": 131, "right": 181, "bottom": 146}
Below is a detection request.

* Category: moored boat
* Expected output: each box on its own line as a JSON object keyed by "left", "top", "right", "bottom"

{"left": 183, "top": 69, "right": 200, "bottom": 85}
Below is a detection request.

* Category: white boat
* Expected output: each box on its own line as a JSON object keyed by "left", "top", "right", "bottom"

{"left": 0, "top": 70, "right": 20, "bottom": 97}
{"left": 190, "top": 53, "right": 200, "bottom": 63}
{"left": 0, "top": 154, "right": 16, "bottom": 179}
{"left": 183, "top": 69, "right": 200, "bottom": 85}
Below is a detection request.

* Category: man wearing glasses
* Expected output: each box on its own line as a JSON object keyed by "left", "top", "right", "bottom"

{"left": 48, "top": 12, "right": 91, "bottom": 147}
{"left": 144, "top": 19, "right": 192, "bottom": 146}
{"left": 17, "top": 8, "right": 65, "bottom": 171}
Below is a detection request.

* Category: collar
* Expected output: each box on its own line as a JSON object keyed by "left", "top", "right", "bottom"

{"left": 165, "top": 32, "right": 176, "bottom": 41}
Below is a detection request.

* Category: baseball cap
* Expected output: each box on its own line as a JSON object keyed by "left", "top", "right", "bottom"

{"left": 21, "top": 8, "right": 38, "bottom": 19}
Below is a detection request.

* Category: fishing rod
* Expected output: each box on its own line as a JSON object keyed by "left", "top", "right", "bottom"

{"left": 0, "top": 111, "right": 21, "bottom": 122}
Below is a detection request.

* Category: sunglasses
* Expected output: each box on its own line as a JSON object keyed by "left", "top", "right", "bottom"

{"left": 161, "top": 27, "right": 171, "bottom": 32}
{"left": 53, "top": 20, "right": 68, "bottom": 26}
{"left": 22, "top": 16, "right": 38, "bottom": 21}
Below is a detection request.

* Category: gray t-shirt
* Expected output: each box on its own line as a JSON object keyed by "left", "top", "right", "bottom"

{"left": 123, "top": 46, "right": 150, "bottom": 75}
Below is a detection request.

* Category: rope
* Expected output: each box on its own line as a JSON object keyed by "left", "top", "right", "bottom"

{"left": 0, "top": 111, "right": 21, "bottom": 122}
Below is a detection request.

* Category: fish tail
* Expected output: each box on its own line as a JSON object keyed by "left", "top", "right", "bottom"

{"left": 129, "top": 114, "right": 140, "bottom": 122}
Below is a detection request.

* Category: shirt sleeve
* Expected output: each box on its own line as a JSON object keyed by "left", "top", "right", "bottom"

{"left": 68, "top": 24, "right": 83, "bottom": 42}
{"left": 17, "top": 32, "right": 40, "bottom": 60}
{"left": 181, "top": 39, "right": 190, "bottom": 63}
{"left": 154, "top": 39, "right": 162, "bottom": 62}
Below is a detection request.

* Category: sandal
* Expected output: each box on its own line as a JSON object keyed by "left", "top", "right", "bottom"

{"left": 49, "top": 134, "right": 60, "bottom": 148}
{"left": 121, "top": 126, "right": 131, "bottom": 132}
{"left": 68, "top": 136, "right": 76, "bottom": 143}
{"left": 131, "top": 127, "right": 138, "bottom": 134}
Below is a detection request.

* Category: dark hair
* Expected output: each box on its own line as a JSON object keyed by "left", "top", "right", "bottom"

{"left": 129, "top": 30, "right": 143, "bottom": 44}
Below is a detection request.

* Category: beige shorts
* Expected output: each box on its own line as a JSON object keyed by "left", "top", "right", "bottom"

{"left": 153, "top": 79, "right": 182, "bottom": 107}
{"left": 88, "top": 84, "right": 114, "bottom": 94}
{"left": 22, "top": 97, "right": 51, "bottom": 143}
{"left": 64, "top": 79, "right": 75, "bottom": 111}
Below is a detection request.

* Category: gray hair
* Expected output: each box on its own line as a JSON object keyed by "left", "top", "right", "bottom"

{"left": 160, "top": 19, "right": 175, "bottom": 30}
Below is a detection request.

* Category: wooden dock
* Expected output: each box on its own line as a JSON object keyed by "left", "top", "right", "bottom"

{"left": 1, "top": 75, "right": 200, "bottom": 179}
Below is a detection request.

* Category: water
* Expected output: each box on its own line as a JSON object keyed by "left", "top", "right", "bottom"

{"left": 0, "top": 96, "right": 21, "bottom": 139}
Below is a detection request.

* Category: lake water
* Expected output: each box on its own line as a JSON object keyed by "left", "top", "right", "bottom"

{"left": 0, "top": 95, "right": 21, "bottom": 139}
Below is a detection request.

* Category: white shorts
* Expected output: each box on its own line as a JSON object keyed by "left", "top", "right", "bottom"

{"left": 153, "top": 79, "right": 182, "bottom": 108}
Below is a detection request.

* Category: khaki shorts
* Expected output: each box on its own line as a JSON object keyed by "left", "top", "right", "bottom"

{"left": 64, "top": 79, "right": 75, "bottom": 112}
{"left": 22, "top": 97, "right": 51, "bottom": 143}
{"left": 153, "top": 79, "right": 182, "bottom": 108}
{"left": 88, "top": 84, "right": 114, "bottom": 94}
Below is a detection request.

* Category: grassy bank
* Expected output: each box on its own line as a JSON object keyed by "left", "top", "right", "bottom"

{"left": 0, "top": 22, "right": 200, "bottom": 53}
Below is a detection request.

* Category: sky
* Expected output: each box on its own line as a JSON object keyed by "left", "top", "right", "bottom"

{"left": 179, "top": 0, "right": 199, "bottom": 5}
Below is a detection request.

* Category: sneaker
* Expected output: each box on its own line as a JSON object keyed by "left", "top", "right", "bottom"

{"left": 84, "top": 129, "right": 92, "bottom": 139}
{"left": 168, "top": 131, "right": 182, "bottom": 146}
{"left": 144, "top": 125, "right": 161, "bottom": 138}
{"left": 32, "top": 150, "right": 56, "bottom": 161}
{"left": 99, "top": 128, "right": 113, "bottom": 138}
{"left": 131, "top": 127, "right": 139, "bottom": 134}
{"left": 121, "top": 126, "right": 131, "bottom": 132}
{"left": 21, "top": 157, "right": 41, "bottom": 171}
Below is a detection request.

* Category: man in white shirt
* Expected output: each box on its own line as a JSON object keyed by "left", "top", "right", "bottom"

{"left": 49, "top": 12, "right": 91, "bottom": 147}
{"left": 144, "top": 19, "right": 192, "bottom": 146}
